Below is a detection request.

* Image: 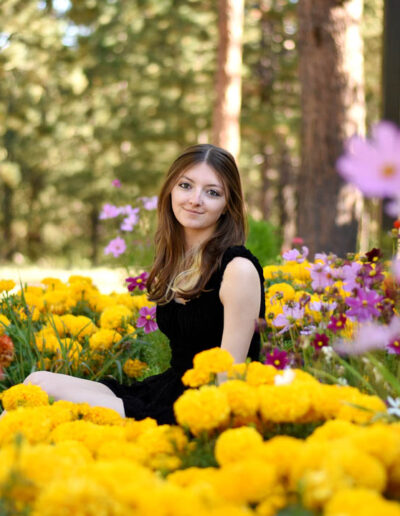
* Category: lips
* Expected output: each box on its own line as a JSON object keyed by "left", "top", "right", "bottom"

{"left": 183, "top": 208, "right": 204, "bottom": 215}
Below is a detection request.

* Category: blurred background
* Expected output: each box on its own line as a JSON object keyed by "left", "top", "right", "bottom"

{"left": 0, "top": 0, "right": 392, "bottom": 286}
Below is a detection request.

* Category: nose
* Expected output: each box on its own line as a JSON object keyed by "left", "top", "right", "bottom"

{"left": 189, "top": 188, "right": 203, "bottom": 206}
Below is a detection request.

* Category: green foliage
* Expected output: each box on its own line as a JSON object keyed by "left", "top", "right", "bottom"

{"left": 246, "top": 216, "right": 281, "bottom": 266}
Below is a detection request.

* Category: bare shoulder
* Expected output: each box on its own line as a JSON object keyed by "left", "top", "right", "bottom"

{"left": 220, "top": 257, "right": 260, "bottom": 302}
{"left": 223, "top": 256, "right": 259, "bottom": 280}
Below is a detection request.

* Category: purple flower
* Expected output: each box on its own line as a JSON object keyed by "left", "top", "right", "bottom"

{"left": 328, "top": 314, "right": 347, "bottom": 333}
{"left": 112, "top": 179, "right": 122, "bottom": 188}
{"left": 388, "top": 337, "right": 400, "bottom": 355}
{"left": 337, "top": 121, "right": 400, "bottom": 198}
{"left": 99, "top": 204, "right": 122, "bottom": 220}
{"left": 308, "top": 263, "right": 335, "bottom": 291}
{"left": 273, "top": 303, "right": 304, "bottom": 334}
{"left": 357, "top": 263, "right": 385, "bottom": 289}
{"left": 339, "top": 262, "right": 362, "bottom": 292}
{"left": 311, "top": 333, "right": 330, "bottom": 351}
{"left": 104, "top": 237, "right": 126, "bottom": 258}
{"left": 282, "top": 246, "right": 309, "bottom": 263}
{"left": 126, "top": 272, "right": 149, "bottom": 292}
{"left": 121, "top": 209, "right": 140, "bottom": 232}
{"left": 345, "top": 288, "right": 383, "bottom": 322}
{"left": 136, "top": 306, "right": 158, "bottom": 334}
{"left": 264, "top": 348, "right": 289, "bottom": 370}
{"left": 334, "top": 317, "right": 400, "bottom": 355}
{"left": 140, "top": 196, "right": 158, "bottom": 211}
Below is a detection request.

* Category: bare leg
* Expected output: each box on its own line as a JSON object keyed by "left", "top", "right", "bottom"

{"left": 22, "top": 371, "right": 125, "bottom": 417}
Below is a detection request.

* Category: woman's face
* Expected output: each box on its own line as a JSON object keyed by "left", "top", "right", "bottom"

{"left": 171, "top": 162, "right": 227, "bottom": 247}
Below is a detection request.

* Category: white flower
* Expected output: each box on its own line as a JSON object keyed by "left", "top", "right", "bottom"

{"left": 387, "top": 396, "right": 400, "bottom": 417}
{"left": 274, "top": 368, "right": 295, "bottom": 386}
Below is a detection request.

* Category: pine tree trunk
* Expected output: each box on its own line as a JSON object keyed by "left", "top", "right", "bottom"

{"left": 297, "top": 0, "right": 365, "bottom": 257}
{"left": 212, "top": 0, "right": 244, "bottom": 161}
{"left": 2, "top": 184, "right": 14, "bottom": 260}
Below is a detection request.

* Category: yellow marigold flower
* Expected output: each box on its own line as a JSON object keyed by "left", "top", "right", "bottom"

{"left": 168, "top": 466, "right": 219, "bottom": 488}
{"left": 89, "top": 329, "right": 122, "bottom": 351}
{"left": 49, "top": 420, "right": 126, "bottom": 454}
{"left": 34, "top": 330, "right": 60, "bottom": 353}
{"left": 44, "top": 314, "right": 66, "bottom": 337}
{"left": 42, "top": 288, "right": 70, "bottom": 315}
{"left": 0, "top": 383, "right": 49, "bottom": 411}
{"left": 246, "top": 362, "right": 277, "bottom": 386}
{"left": 267, "top": 282, "right": 296, "bottom": 301}
{"left": 32, "top": 475, "right": 126, "bottom": 516}
{"left": 0, "top": 314, "right": 11, "bottom": 335}
{"left": 193, "top": 347, "right": 234, "bottom": 374}
{"left": 137, "top": 425, "right": 187, "bottom": 457}
{"left": 265, "top": 303, "right": 284, "bottom": 326}
{"left": 227, "top": 362, "right": 247, "bottom": 380}
{"left": 23, "top": 292, "right": 44, "bottom": 312}
{"left": 123, "top": 358, "right": 148, "bottom": 378}
{"left": 60, "top": 314, "right": 97, "bottom": 341}
{"left": 81, "top": 406, "right": 123, "bottom": 426}
{"left": 349, "top": 423, "right": 400, "bottom": 468}
{"left": 325, "top": 488, "right": 400, "bottom": 516}
{"left": 215, "top": 427, "right": 263, "bottom": 466}
{"left": 129, "top": 294, "right": 155, "bottom": 311}
{"left": 218, "top": 380, "right": 258, "bottom": 419}
{"left": 0, "top": 280, "right": 16, "bottom": 293}
{"left": 213, "top": 459, "right": 278, "bottom": 504}
{"left": 41, "top": 277, "right": 64, "bottom": 290}
{"left": 174, "top": 386, "right": 230, "bottom": 435}
{"left": 99, "top": 304, "right": 132, "bottom": 330}
{"left": 182, "top": 367, "right": 212, "bottom": 387}
{"left": 97, "top": 440, "right": 147, "bottom": 463}
{"left": 336, "top": 391, "right": 387, "bottom": 424}
{"left": 307, "top": 419, "right": 358, "bottom": 443}
{"left": 258, "top": 384, "right": 311, "bottom": 423}
{"left": 259, "top": 435, "right": 303, "bottom": 482}
{"left": 68, "top": 275, "right": 93, "bottom": 285}
{"left": 17, "top": 305, "right": 41, "bottom": 322}
{"left": 88, "top": 293, "right": 115, "bottom": 312}
{"left": 256, "top": 488, "right": 287, "bottom": 516}
{"left": 122, "top": 417, "right": 158, "bottom": 440}
{"left": 112, "top": 293, "right": 138, "bottom": 310}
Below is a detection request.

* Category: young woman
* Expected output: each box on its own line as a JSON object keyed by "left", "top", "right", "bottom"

{"left": 22, "top": 144, "right": 265, "bottom": 424}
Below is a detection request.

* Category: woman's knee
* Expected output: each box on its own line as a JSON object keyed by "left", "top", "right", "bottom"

{"left": 24, "top": 370, "right": 55, "bottom": 388}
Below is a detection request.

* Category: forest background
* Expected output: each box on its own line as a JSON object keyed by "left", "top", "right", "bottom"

{"left": 0, "top": 0, "right": 385, "bottom": 278}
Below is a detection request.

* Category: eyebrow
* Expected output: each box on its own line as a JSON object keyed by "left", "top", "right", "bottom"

{"left": 180, "top": 175, "right": 223, "bottom": 189}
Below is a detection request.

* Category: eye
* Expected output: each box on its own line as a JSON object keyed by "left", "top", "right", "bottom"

{"left": 207, "top": 189, "right": 222, "bottom": 197}
{"left": 178, "top": 182, "right": 191, "bottom": 190}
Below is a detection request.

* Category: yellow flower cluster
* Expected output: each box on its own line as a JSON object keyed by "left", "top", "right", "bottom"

{"left": 0, "top": 275, "right": 156, "bottom": 377}
{"left": 123, "top": 358, "right": 148, "bottom": 378}
{"left": 0, "top": 383, "right": 49, "bottom": 411}
{"left": 0, "top": 368, "right": 399, "bottom": 515}
{"left": 178, "top": 358, "right": 386, "bottom": 434}
{"left": 182, "top": 348, "right": 234, "bottom": 387}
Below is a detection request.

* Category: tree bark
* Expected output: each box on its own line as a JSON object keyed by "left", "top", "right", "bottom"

{"left": 212, "top": 0, "right": 244, "bottom": 161}
{"left": 297, "top": 0, "right": 365, "bottom": 257}
{"left": 2, "top": 184, "right": 14, "bottom": 261}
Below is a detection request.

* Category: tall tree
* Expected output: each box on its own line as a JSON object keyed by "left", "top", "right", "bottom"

{"left": 212, "top": 0, "right": 244, "bottom": 160}
{"left": 297, "top": 0, "right": 366, "bottom": 256}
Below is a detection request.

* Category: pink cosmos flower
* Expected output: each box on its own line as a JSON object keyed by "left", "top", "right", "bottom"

{"left": 140, "top": 196, "right": 158, "bottom": 211}
{"left": 334, "top": 317, "right": 400, "bottom": 355}
{"left": 264, "top": 348, "right": 289, "bottom": 370}
{"left": 308, "top": 263, "right": 335, "bottom": 291}
{"left": 388, "top": 337, "right": 400, "bottom": 355}
{"left": 328, "top": 314, "right": 347, "bottom": 333}
{"left": 136, "top": 306, "right": 158, "bottom": 334}
{"left": 104, "top": 237, "right": 126, "bottom": 258}
{"left": 282, "top": 246, "right": 309, "bottom": 263}
{"left": 126, "top": 272, "right": 149, "bottom": 292}
{"left": 112, "top": 179, "right": 122, "bottom": 188}
{"left": 345, "top": 288, "right": 383, "bottom": 322}
{"left": 121, "top": 209, "right": 140, "bottom": 232}
{"left": 273, "top": 303, "right": 304, "bottom": 334}
{"left": 337, "top": 121, "right": 400, "bottom": 198}
{"left": 339, "top": 262, "right": 362, "bottom": 292}
{"left": 99, "top": 204, "right": 122, "bottom": 220}
{"left": 311, "top": 333, "right": 330, "bottom": 351}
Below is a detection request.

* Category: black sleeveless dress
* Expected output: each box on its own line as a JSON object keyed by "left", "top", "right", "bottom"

{"left": 99, "top": 246, "right": 265, "bottom": 424}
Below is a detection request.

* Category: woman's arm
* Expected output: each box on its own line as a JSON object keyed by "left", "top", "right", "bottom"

{"left": 219, "top": 257, "right": 261, "bottom": 364}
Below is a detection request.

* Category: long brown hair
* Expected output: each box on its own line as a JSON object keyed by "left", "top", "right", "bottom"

{"left": 147, "top": 144, "right": 246, "bottom": 303}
